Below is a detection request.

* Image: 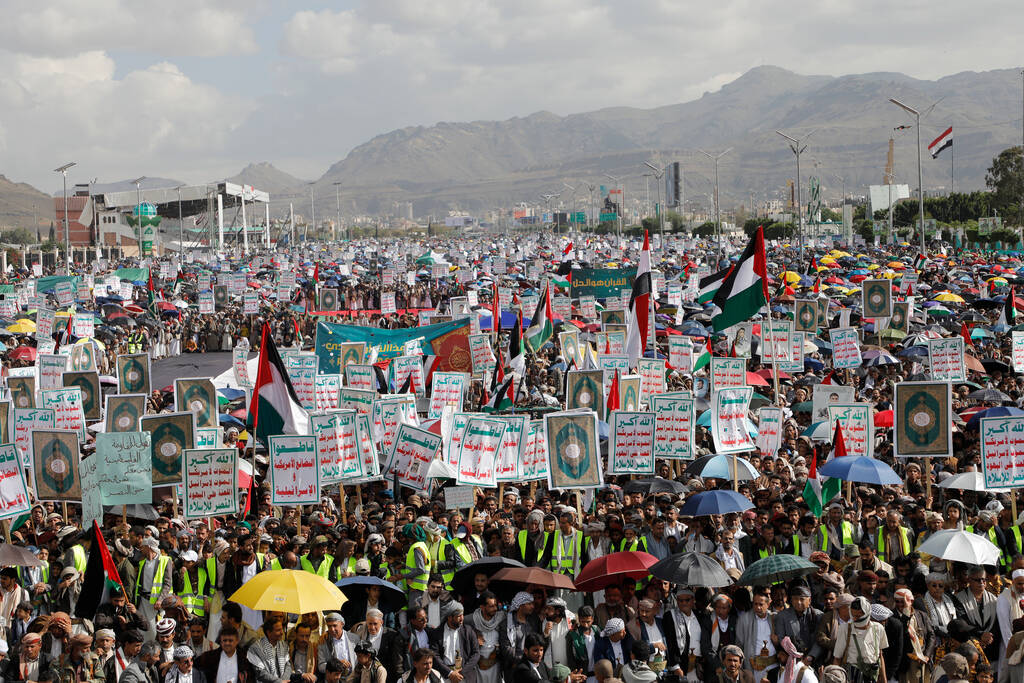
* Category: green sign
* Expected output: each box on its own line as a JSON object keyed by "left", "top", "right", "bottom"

{"left": 315, "top": 318, "right": 472, "bottom": 375}
{"left": 570, "top": 212, "right": 586, "bottom": 224}
{"left": 569, "top": 268, "right": 637, "bottom": 299}
{"left": 978, "top": 216, "right": 1002, "bottom": 236}
{"left": 600, "top": 212, "right": 618, "bottom": 222}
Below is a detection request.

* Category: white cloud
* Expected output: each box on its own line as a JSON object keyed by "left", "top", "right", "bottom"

{"left": 0, "top": 0, "right": 259, "bottom": 58}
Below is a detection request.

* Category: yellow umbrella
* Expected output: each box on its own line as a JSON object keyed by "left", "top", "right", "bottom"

{"left": 229, "top": 569, "right": 347, "bottom": 614}
{"left": 933, "top": 292, "right": 965, "bottom": 303}
{"left": 881, "top": 271, "right": 898, "bottom": 280}
{"left": 7, "top": 320, "right": 35, "bottom": 334}
{"left": 866, "top": 263, "right": 880, "bottom": 270}
{"left": 76, "top": 337, "right": 106, "bottom": 350}
{"left": 780, "top": 271, "right": 802, "bottom": 284}
{"left": 986, "top": 276, "right": 1008, "bottom": 285}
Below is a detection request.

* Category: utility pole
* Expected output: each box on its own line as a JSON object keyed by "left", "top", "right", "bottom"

{"left": 333, "top": 181, "right": 342, "bottom": 242}
{"left": 644, "top": 161, "right": 666, "bottom": 252}
{"left": 563, "top": 183, "right": 577, "bottom": 236}
{"left": 54, "top": 162, "right": 76, "bottom": 274}
{"left": 176, "top": 185, "right": 184, "bottom": 254}
{"left": 306, "top": 182, "right": 315, "bottom": 242}
{"left": 776, "top": 130, "right": 815, "bottom": 259}
{"left": 889, "top": 99, "right": 926, "bottom": 253}
{"left": 698, "top": 149, "right": 731, "bottom": 263}
{"left": 131, "top": 176, "right": 146, "bottom": 259}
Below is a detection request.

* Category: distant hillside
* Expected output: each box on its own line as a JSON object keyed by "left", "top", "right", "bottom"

{"left": 227, "top": 162, "right": 306, "bottom": 194}
{"left": 0, "top": 175, "right": 54, "bottom": 231}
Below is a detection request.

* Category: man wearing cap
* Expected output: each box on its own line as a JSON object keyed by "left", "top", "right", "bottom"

{"left": 967, "top": 511, "right": 1009, "bottom": 572}
{"left": 299, "top": 536, "right": 338, "bottom": 582}
{"left": 592, "top": 618, "right": 633, "bottom": 676}
{"left": 0, "top": 631, "right": 55, "bottom": 683}
{"left": 890, "top": 588, "right": 934, "bottom": 683}
{"left": 427, "top": 602, "right": 478, "bottom": 683}
{"left": 438, "top": 525, "right": 475, "bottom": 591}
{"left": 135, "top": 539, "right": 172, "bottom": 639}
{"left": 816, "top": 504, "right": 858, "bottom": 561}
{"left": 317, "top": 614, "right": 357, "bottom": 678}
{"left": 772, "top": 585, "right": 821, "bottom": 664}
{"left": 58, "top": 633, "right": 102, "bottom": 683}
{"left": 156, "top": 619, "right": 180, "bottom": 678}
{"left": 166, "top": 646, "right": 206, "bottom": 683}
{"left": 173, "top": 551, "right": 207, "bottom": 620}
{"left": 351, "top": 609, "right": 405, "bottom": 683}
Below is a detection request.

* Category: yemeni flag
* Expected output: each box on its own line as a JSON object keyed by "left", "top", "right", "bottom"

{"left": 74, "top": 521, "right": 125, "bottom": 619}
{"left": 147, "top": 271, "right": 158, "bottom": 316}
{"left": 246, "top": 323, "right": 311, "bottom": 445}
{"left": 509, "top": 312, "right": 525, "bottom": 377}
{"left": 525, "top": 284, "right": 554, "bottom": 352}
{"left": 999, "top": 286, "right": 1018, "bottom": 326}
{"left": 698, "top": 267, "right": 730, "bottom": 304}
{"left": 711, "top": 226, "right": 769, "bottom": 332}
{"left": 928, "top": 126, "right": 953, "bottom": 159}
{"left": 556, "top": 242, "right": 574, "bottom": 278}
{"left": 172, "top": 270, "right": 186, "bottom": 295}
{"left": 802, "top": 423, "right": 845, "bottom": 516}
{"left": 625, "top": 230, "right": 652, "bottom": 366}
{"left": 693, "top": 336, "right": 712, "bottom": 373}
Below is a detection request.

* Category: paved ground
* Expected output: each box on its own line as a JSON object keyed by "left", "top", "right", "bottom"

{"left": 151, "top": 352, "right": 238, "bottom": 390}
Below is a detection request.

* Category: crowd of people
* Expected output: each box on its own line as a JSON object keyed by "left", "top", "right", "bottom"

{"left": 0, "top": 232, "right": 1023, "bottom": 683}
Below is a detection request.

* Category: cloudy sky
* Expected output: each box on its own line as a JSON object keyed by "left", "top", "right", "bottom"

{"left": 2, "top": 0, "right": 1021, "bottom": 191}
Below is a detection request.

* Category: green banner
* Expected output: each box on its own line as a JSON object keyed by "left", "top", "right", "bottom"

{"left": 570, "top": 268, "right": 637, "bottom": 299}
{"left": 316, "top": 318, "right": 472, "bottom": 375}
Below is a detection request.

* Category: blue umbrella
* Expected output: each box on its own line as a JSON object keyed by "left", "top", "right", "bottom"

{"left": 679, "top": 490, "right": 754, "bottom": 517}
{"left": 818, "top": 455, "right": 901, "bottom": 485}
{"left": 967, "top": 406, "right": 1024, "bottom": 429}
{"left": 218, "top": 414, "right": 244, "bottom": 428}
{"left": 804, "top": 358, "right": 824, "bottom": 371}
{"left": 218, "top": 387, "right": 246, "bottom": 401}
{"left": 898, "top": 346, "right": 929, "bottom": 357}
{"left": 801, "top": 421, "right": 832, "bottom": 441}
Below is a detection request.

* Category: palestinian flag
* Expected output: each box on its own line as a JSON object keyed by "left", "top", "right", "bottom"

{"left": 172, "top": 270, "right": 186, "bottom": 295}
{"left": 711, "top": 226, "right": 769, "bottom": 332}
{"left": 556, "top": 242, "right": 574, "bottom": 278}
{"left": 914, "top": 254, "right": 928, "bottom": 271}
{"left": 246, "top": 323, "right": 311, "bottom": 445}
{"left": 74, "top": 521, "right": 124, "bottom": 619}
{"left": 928, "top": 126, "right": 952, "bottom": 159}
{"left": 698, "top": 267, "right": 730, "bottom": 304}
{"left": 999, "top": 286, "right": 1018, "bottom": 326}
{"left": 807, "top": 255, "right": 818, "bottom": 275}
{"left": 802, "top": 423, "right": 844, "bottom": 516}
{"left": 693, "top": 337, "right": 712, "bottom": 373}
{"left": 483, "top": 374, "right": 515, "bottom": 413}
{"left": 525, "top": 284, "right": 554, "bottom": 352}
{"left": 508, "top": 312, "right": 525, "bottom": 378}
{"left": 147, "top": 271, "right": 158, "bottom": 316}
{"left": 625, "top": 230, "right": 652, "bottom": 366}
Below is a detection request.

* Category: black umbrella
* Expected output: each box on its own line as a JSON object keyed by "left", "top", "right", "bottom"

{"left": 981, "top": 359, "right": 1010, "bottom": 375}
{"left": 335, "top": 576, "right": 406, "bottom": 613}
{"left": 621, "top": 477, "right": 689, "bottom": 496}
{"left": 649, "top": 552, "right": 732, "bottom": 587}
{"left": 967, "top": 388, "right": 1011, "bottom": 402}
{"left": 450, "top": 557, "right": 525, "bottom": 599}
{"left": 0, "top": 544, "right": 44, "bottom": 567}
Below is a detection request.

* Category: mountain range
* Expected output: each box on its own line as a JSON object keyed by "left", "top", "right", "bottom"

{"left": 1, "top": 65, "right": 1021, "bottom": 228}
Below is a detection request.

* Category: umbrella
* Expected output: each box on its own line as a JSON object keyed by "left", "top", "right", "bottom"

{"left": 737, "top": 554, "right": 818, "bottom": 586}
{"left": 966, "top": 406, "right": 1024, "bottom": 428}
{"left": 622, "top": 477, "right": 690, "bottom": 496}
{"left": 818, "top": 456, "right": 901, "bottom": 485}
{"left": 937, "top": 470, "right": 1009, "bottom": 493}
{"left": 873, "top": 410, "right": 893, "bottom": 428}
{"left": 967, "top": 389, "right": 1011, "bottom": 403}
{"left": 335, "top": 576, "right": 406, "bottom": 613}
{"left": 450, "top": 557, "right": 526, "bottom": 598}
{"left": 649, "top": 551, "right": 732, "bottom": 587}
{"left": 916, "top": 529, "right": 1001, "bottom": 566}
{"left": 0, "top": 544, "right": 44, "bottom": 567}
{"left": 678, "top": 490, "right": 754, "bottom": 517}
{"left": 982, "top": 358, "right": 1010, "bottom": 374}
{"left": 228, "top": 569, "right": 347, "bottom": 614}
{"left": 489, "top": 566, "right": 575, "bottom": 597}
{"left": 8, "top": 346, "right": 36, "bottom": 361}
{"left": 574, "top": 551, "right": 658, "bottom": 592}
{"left": 685, "top": 454, "right": 760, "bottom": 481}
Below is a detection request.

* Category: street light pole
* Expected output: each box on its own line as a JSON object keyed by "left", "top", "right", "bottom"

{"left": 775, "top": 130, "right": 815, "bottom": 259}
{"left": 54, "top": 162, "right": 76, "bottom": 274}
{"left": 698, "top": 149, "right": 731, "bottom": 264}
{"left": 131, "top": 176, "right": 146, "bottom": 259}
{"left": 889, "top": 98, "right": 926, "bottom": 253}
{"left": 306, "top": 183, "right": 315, "bottom": 242}
{"left": 176, "top": 185, "right": 184, "bottom": 254}
{"left": 563, "top": 183, "right": 577, "bottom": 236}
{"left": 644, "top": 161, "right": 666, "bottom": 252}
{"left": 333, "top": 182, "right": 342, "bottom": 242}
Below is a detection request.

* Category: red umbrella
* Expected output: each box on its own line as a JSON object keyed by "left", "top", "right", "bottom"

{"left": 124, "top": 304, "right": 144, "bottom": 314}
{"left": 755, "top": 368, "right": 792, "bottom": 380}
{"left": 874, "top": 410, "right": 893, "bottom": 428}
{"left": 745, "top": 371, "right": 769, "bottom": 386}
{"left": 574, "top": 551, "right": 658, "bottom": 592}
{"left": 825, "top": 276, "right": 845, "bottom": 285}
{"left": 9, "top": 346, "right": 36, "bottom": 361}
{"left": 958, "top": 405, "right": 986, "bottom": 422}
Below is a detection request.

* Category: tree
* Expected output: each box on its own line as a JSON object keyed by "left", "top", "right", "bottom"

{"left": 1, "top": 228, "right": 36, "bottom": 245}
{"left": 986, "top": 146, "right": 1024, "bottom": 224}
{"left": 693, "top": 221, "right": 717, "bottom": 237}
{"left": 819, "top": 207, "right": 842, "bottom": 223}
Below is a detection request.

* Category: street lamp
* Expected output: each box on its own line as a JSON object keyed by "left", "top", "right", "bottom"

{"left": 603, "top": 173, "right": 623, "bottom": 244}
{"left": 644, "top": 161, "right": 666, "bottom": 251}
{"left": 889, "top": 98, "right": 927, "bottom": 253}
{"left": 697, "top": 149, "right": 731, "bottom": 263}
{"left": 175, "top": 185, "right": 185, "bottom": 255}
{"left": 775, "top": 130, "right": 815, "bottom": 259}
{"left": 131, "top": 176, "right": 146, "bottom": 259}
{"left": 306, "top": 182, "right": 315, "bottom": 242}
{"left": 563, "top": 183, "right": 580, "bottom": 235}
{"left": 540, "top": 193, "right": 560, "bottom": 232}
{"left": 333, "top": 182, "right": 343, "bottom": 242}
{"left": 54, "top": 162, "right": 76, "bottom": 274}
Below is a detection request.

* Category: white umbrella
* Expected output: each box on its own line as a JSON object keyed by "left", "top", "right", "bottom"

{"left": 937, "top": 470, "right": 1010, "bottom": 493}
{"left": 916, "top": 529, "right": 1001, "bottom": 565}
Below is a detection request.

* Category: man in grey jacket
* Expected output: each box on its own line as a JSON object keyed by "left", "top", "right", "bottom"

{"left": 771, "top": 585, "right": 822, "bottom": 662}
{"left": 317, "top": 613, "right": 359, "bottom": 678}
{"left": 120, "top": 641, "right": 161, "bottom": 683}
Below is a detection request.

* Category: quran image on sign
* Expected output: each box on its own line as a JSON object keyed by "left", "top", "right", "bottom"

{"left": 4, "top": 224, "right": 1024, "bottom": 683}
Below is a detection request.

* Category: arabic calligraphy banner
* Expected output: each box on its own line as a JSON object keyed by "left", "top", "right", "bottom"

{"left": 269, "top": 435, "right": 320, "bottom": 505}
{"left": 710, "top": 387, "right": 754, "bottom": 455}
{"left": 495, "top": 415, "right": 527, "bottom": 482}
{"left": 545, "top": 410, "right": 602, "bottom": 490}
{"left": 522, "top": 420, "right": 549, "bottom": 482}
{"left": 94, "top": 431, "right": 152, "bottom": 504}
{"left": 755, "top": 406, "right": 784, "bottom": 458}
{"left": 316, "top": 318, "right": 472, "bottom": 375}
{"left": 63, "top": 371, "right": 101, "bottom": 421}
{"left": 0, "top": 444, "right": 30, "bottom": 520}
{"left": 456, "top": 416, "right": 505, "bottom": 487}
{"left": 927, "top": 337, "right": 966, "bottom": 382}
{"left": 608, "top": 411, "right": 656, "bottom": 475}
{"left": 894, "top": 381, "right": 952, "bottom": 458}
{"left": 827, "top": 403, "right": 875, "bottom": 459}
{"left": 386, "top": 423, "right": 442, "bottom": 492}
{"left": 652, "top": 395, "right": 695, "bottom": 460}
{"left": 980, "top": 416, "right": 1024, "bottom": 490}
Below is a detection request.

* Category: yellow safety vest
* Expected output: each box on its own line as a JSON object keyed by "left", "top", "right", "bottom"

{"left": 135, "top": 555, "right": 170, "bottom": 605}
{"left": 876, "top": 526, "right": 911, "bottom": 563}
{"left": 405, "top": 542, "right": 431, "bottom": 592}
{"left": 199, "top": 557, "right": 216, "bottom": 590}
{"left": 556, "top": 530, "right": 584, "bottom": 574}
{"left": 442, "top": 539, "right": 473, "bottom": 588}
{"left": 179, "top": 570, "right": 205, "bottom": 617}
{"left": 819, "top": 522, "right": 854, "bottom": 551}
{"left": 517, "top": 530, "right": 552, "bottom": 565}
{"left": 300, "top": 554, "right": 335, "bottom": 578}
{"left": 791, "top": 535, "right": 800, "bottom": 556}
{"left": 71, "top": 545, "right": 87, "bottom": 574}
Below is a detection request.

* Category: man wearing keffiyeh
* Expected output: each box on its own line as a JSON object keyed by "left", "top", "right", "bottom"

{"left": 891, "top": 588, "right": 934, "bottom": 683}
{"left": 500, "top": 591, "right": 541, "bottom": 681}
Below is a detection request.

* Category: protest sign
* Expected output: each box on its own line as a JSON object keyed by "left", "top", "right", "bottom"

{"left": 243, "top": 291, "right": 259, "bottom": 314}
{"left": 495, "top": 415, "right": 527, "bottom": 482}
{"left": 334, "top": 411, "right": 364, "bottom": 481}
{"left": 829, "top": 327, "right": 862, "bottom": 369}
{"left": 893, "top": 381, "right": 952, "bottom": 458}
{"left": 340, "top": 388, "right": 375, "bottom": 413}
{"left": 175, "top": 378, "right": 219, "bottom": 428}
{"left": 710, "top": 357, "right": 745, "bottom": 392}
{"left": 338, "top": 342, "right": 366, "bottom": 371}
{"left": 269, "top": 435, "right": 320, "bottom": 505}
{"left": 888, "top": 302, "right": 910, "bottom": 333}
{"left": 62, "top": 371, "right": 100, "bottom": 420}
{"left": 668, "top": 337, "right": 693, "bottom": 373}
{"left": 813, "top": 385, "right": 856, "bottom": 423}
{"left": 72, "top": 313, "right": 94, "bottom": 338}
{"left": 779, "top": 332, "right": 805, "bottom": 373}
{"left": 319, "top": 288, "right": 339, "bottom": 311}
{"left": 196, "top": 427, "right": 221, "bottom": 449}
{"left": 651, "top": 395, "right": 695, "bottom": 460}
{"left": 69, "top": 341, "right": 97, "bottom": 373}
{"left": 761, "top": 321, "right": 792, "bottom": 365}
{"left": 314, "top": 375, "right": 341, "bottom": 412}
{"left": 286, "top": 367, "right": 317, "bottom": 410}
{"left": 827, "top": 403, "right": 875, "bottom": 459}
{"left": 387, "top": 424, "right": 442, "bottom": 491}
{"left": 862, "top": 279, "right": 892, "bottom": 318}
{"left": 8, "top": 376, "right": 35, "bottom": 409}
{"left": 428, "top": 372, "right": 466, "bottom": 419}
{"left": 36, "top": 308, "right": 55, "bottom": 340}
{"left": 710, "top": 387, "right": 754, "bottom": 454}
{"left": 927, "top": 337, "right": 966, "bottom": 382}
{"left": 570, "top": 268, "right": 636, "bottom": 299}
{"left": 545, "top": 410, "right": 602, "bottom": 489}
{"left": 80, "top": 454, "right": 102, "bottom": 528}
{"left": 14, "top": 408, "right": 54, "bottom": 467}
{"left": 468, "top": 334, "right": 496, "bottom": 376}
{"left": 381, "top": 292, "right": 396, "bottom": 315}
{"left": 580, "top": 296, "right": 597, "bottom": 319}
{"left": 522, "top": 420, "right": 549, "bottom": 481}
{"left": 794, "top": 299, "right": 818, "bottom": 332}
{"left": 312, "top": 413, "right": 346, "bottom": 485}
{"left": 38, "top": 354, "right": 68, "bottom": 391}
{"left": 345, "top": 364, "right": 375, "bottom": 392}
{"left": 444, "top": 486, "right": 474, "bottom": 511}
{"left": 55, "top": 281, "right": 74, "bottom": 307}
{"left": 353, "top": 414, "right": 380, "bottom": 482}
{"left": 372, "top": 395, "right": 416, "bottom": 459}
{"left": 756, "top": 406, "right": 784, "bottom": 458}
{"left": 141, "top": 411, "right": 196, "bottom": 486}
{"left": 980, "top": 416, "right": 1024, "bottom": 489}
{"left": 900, "top": 271, "right": 918, "bottom": 294}
{"left": 95, "top": 431, "right": 152, "bottom": 504}
{"left": 607, "top": 411, "right": 656, "bottom": 475}
{"left": 595, "top": 330, "right": 625, "bottom": 354}
{"left": 198, "top": 292, "right": 214, "bottom": 313}
{"left": 392, "top": 355, "right": 424, "bottom": 395}
{"left": 456, "top": 416, "right": 505, "bottom": 487}
{"left": 559, "top": 331, "right": 582, "bottom": 368}
{"left": 1014, "top": 331, "right": 1024, "bottom": 373}
{"left": 566, "top": 370, "right": 605, "bottom": 418}
{"left": 445, "top": 412, "right": 473, "bottom": 467}
{"left": 39, "top": 387, "right": 85, "bottom": 441}
{"left": 32, "top": 430, "right": 81, "bottom": 501}
{"left": 637, "top": 358, "right": 666, "bottom": 403}
{"left": 620, "top": 375, "right": 641, "bottom": 411}
{"left": 0, "top": 444, "right": 30, "bottom": 520}
{"left": 105, "top": 394, "right": 146, "bottom": 433}
{"left": 117, "top": 353, "right": 151, "bottom": 395}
